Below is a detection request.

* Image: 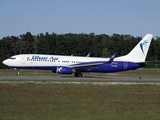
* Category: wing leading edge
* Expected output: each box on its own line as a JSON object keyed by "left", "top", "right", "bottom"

{"left": 70, "top": 52, "right": 117, "bottom": 71}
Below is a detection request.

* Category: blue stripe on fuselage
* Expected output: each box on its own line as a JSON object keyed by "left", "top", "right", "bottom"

{"left": 86, "top": 62, "right": 146, "bottom": 73}
{"left": 11, "top": 66, "right": 57, "bottom": 71}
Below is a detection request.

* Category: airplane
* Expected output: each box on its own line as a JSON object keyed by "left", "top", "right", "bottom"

{"left": 2, "top": 34, "right": 153, "bottom": 77}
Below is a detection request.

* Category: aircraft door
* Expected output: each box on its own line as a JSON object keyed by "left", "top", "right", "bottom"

{"left": 124, "top": 62, "right": 127, "bottom": 69}
{"left": 21, "top": 56, "right": 25, "bottom": 64}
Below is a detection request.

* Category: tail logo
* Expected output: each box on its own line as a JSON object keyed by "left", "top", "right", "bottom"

{"left": 140, "top": 40, "right": 148, "bottom": 54}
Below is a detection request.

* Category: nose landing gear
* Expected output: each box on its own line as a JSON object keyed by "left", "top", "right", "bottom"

{"left": 12, "top": 68, "right": 20, "bottom": 75}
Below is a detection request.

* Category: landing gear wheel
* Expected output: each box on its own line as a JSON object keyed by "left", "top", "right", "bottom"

{"left": 74, "top": 72, "right": 83, "bottom": 77}
{"left": 13, "top": 68, "right": 20, "bottom": 75}
{"left": 74, "top": 72, "right": 79, "bottom": 77}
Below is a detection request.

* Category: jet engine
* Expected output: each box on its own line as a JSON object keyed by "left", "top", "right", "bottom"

{"left": 56, "top": 66, "right": 73, "bottom": 74}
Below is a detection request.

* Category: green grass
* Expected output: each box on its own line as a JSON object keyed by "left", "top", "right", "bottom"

{"left": 0, "top": 82, "right": 160, "bottom": 120}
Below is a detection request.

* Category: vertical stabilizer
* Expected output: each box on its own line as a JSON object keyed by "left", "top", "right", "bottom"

{"left": 117, "top": 34, "right": 153, "bottom": 62}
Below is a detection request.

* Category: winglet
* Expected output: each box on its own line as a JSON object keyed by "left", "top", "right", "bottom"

{"left": 86, "top": 52, "right": 91, "bottom": 57}
{"left": 107, "top": 52, "right": 117, "bottom": 63}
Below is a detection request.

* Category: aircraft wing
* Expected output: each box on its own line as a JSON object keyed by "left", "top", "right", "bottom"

{"left": 70, "top": 52, "right": 117, "bottom": 71}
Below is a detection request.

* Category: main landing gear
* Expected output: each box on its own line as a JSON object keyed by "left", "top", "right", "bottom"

{"left": 74, "top": 72, "right": 83, "bottom": 77}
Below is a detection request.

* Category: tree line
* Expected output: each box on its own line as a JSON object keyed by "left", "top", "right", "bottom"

{"left": 0, "top": 32, "right": 160, "bottom": 68}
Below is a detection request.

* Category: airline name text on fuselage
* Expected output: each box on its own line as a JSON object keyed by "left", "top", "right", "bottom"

{"left": 28, "top": 55, "right": 59, "bottom": 61}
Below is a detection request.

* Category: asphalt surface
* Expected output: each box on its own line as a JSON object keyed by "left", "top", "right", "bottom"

{"left": 0, "top": 75, "right": 160, "bottom": 82}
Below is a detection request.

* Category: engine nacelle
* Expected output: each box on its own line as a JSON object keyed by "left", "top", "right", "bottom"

{"left": 56, "top": 66, "right": 73, "bottom": 74}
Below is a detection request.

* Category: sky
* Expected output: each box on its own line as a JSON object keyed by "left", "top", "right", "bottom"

{"left": 0, "top": 0, "right": 160, "bottom": 39}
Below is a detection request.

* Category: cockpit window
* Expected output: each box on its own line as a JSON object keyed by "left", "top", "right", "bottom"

{"left": 9, "top": 57, "right": 16, "bottom": 60}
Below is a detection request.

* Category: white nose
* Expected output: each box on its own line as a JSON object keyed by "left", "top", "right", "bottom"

{"left": 3, "top": 59, "right": 9, "bottom": 66}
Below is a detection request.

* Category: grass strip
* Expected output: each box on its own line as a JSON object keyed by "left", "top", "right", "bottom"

{"left": 0, "top": 82, "right": 160, "bottom": 120}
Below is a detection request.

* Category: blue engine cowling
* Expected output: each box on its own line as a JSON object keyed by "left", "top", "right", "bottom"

{"left": 56, "top": 66, "right": 73, "bottom": 74}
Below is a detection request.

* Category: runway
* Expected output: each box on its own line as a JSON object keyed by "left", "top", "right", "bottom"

{"left": 0, "top": 75, "right": 160, "bottom": 82}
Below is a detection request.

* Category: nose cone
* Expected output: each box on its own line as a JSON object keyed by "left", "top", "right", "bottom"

{"left": 3, "top": 59, "right": 9, "bottom": 66}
